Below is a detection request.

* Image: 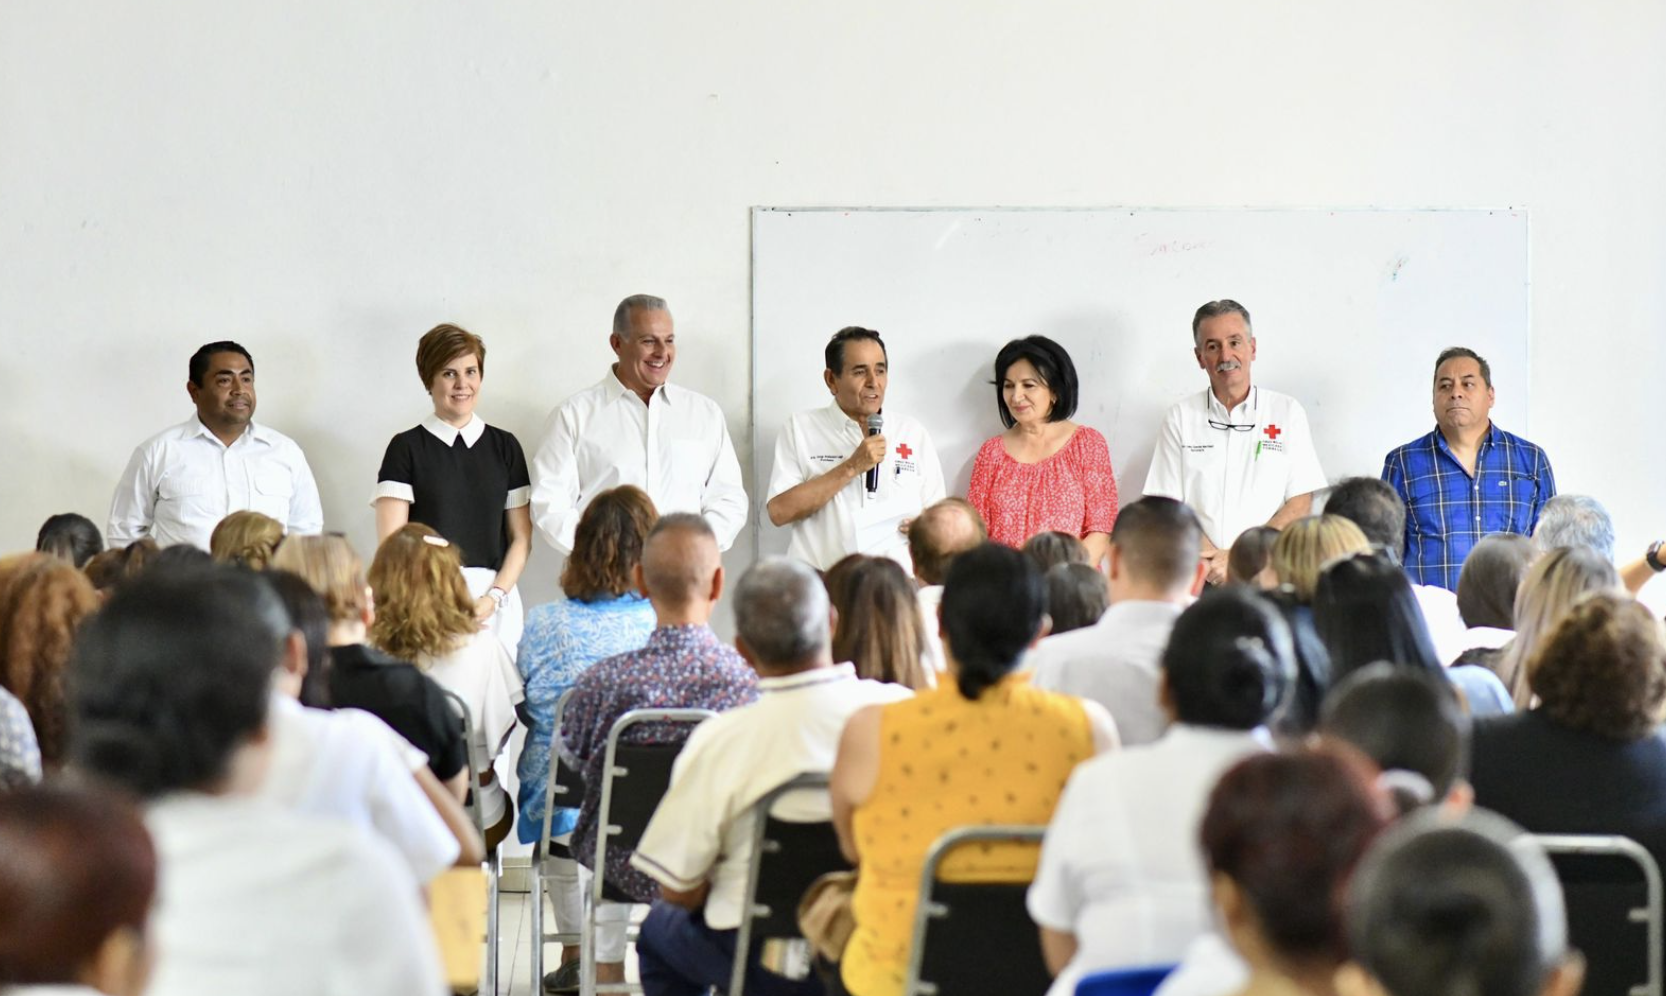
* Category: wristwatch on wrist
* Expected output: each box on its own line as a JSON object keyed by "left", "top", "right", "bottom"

{"left": 1648, "top": 540, "right": 1666, "bottom": 574}
{"left": 488, "top": 586, "right": 509, "bottom": 608}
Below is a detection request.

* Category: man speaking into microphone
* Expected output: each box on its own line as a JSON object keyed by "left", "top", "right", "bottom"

{"left": 766, "top": 326, "right": 945, "bottom": 573}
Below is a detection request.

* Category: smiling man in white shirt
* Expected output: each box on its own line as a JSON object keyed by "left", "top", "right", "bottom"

{"left": 766, "top": 327, "right": 945, "bottom": 572}
{"left": 108, "top": 341, "right": 324, "bottom": 551}
{"left": 1144, "top": 300, "right": 1326, "bottom": 584}
{"left": 531, "top": 295, "right": 748, "bottom": 554}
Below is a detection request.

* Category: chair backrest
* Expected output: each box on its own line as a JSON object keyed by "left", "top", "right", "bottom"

{"left": 1074, "top": 965, "right": 1177, "bottom": 996}
{"left": 441, "top": 689, "right": 486, "bottom": 839}
{"left": 728, "top": 772, "right": 850, "bottom": 996}
{"left": 591, "top": 707, "right": 715, "bottom": 901}
{"left": 1534, "top": 834, "right": 1663, "bottom": 996}
{"left": 905, "top": 824, "right": 1051, "bottom": 996}
{"left": 537, "top": 687, "right": 590, "bottom": 851}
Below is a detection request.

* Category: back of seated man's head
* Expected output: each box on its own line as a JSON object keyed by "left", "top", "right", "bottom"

{"left": 1533, "top": 494, "right": 1615, "bottom": 561}
{"left": 1109, "top": 496, "right": 1204, "bottom": 593}
{"left": 908, "top": 498, "right": 987, "bottom": 587}
{"left": 1323, "top": 477, "right": 1407, "bottom": 561}
{"left": 1320, "top": 662, "right": 1470, "bottom": 815}
{"left": 640, "top": 513, "right": 721, "bottom": 609}
{"left": 733, "top": 558, "right": 830, "bottom": 674}
{"left": 1343, "top": 810, "right": 1580, "bottom": 996}
{"left": 70, "top": 566, "right": 287, "bottom": 800}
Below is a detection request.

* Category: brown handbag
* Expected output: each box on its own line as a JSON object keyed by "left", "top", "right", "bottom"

{"left": 796, "top": 868, "right": 860, "bottom": 962}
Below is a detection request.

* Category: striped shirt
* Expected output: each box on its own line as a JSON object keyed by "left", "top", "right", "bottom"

{"left": 1382, "top": 423, "right": 1556, "bottom": 591}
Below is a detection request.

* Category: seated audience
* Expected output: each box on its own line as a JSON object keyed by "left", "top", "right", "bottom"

{"left": 559, "top": 514, "right": 759, "bottom": 988}
{"left": 1258, "top": 586, "right": 1333, "bottom": 736}
{"left": 0, "top": 553, "right": 100, "bottom": 770}
{"left": 905, "top": 497, "right": 986, "bottom": 672}
{"left": 515, "top": 485, "right": 658, "bottom": 992}
{"left": 1157, "top": 665, "right": 1473, "bottom": 996}
{"left": 832, "top": 543, "right": 1115, "bottom": 996}
{"left": 0, "top": 783, "right": 156, "bottom": 995}
{"left": 1340, "top": 811, "right": 1584, "bottom": 996}
{"left": 369, "top": 523, "right": 524, "bottom": 847}
{"left": 145, "top": 543, "right": 213, "bottom": 575}
{"left": 1023, "top": 530, "right": 1089, "bottom": 572}
{"left": 1313, "top": 550, "right": 1512, "bottom": 715}
{"left": 259, "top": 570, "right": 481, "bottom": 884}
{"left": 271, "top": 534, "right": 469, "bottom": 797}
{"left": 1495, "top": 545, "right": 1620, "bottom": 705}
{"left": 1470, "top": 591, "right": 1666, "bottom": 872}
{"left": 1198, "top": 747, "right": 1393, "bottom": 996}
{"left": 1534, "top": 493, "right": 1666, "bottom": 599}
{"left": 1045, "top": 562, "right": 1110, "bottom": 635}
{"left": 1227, "top": 525, "right": 1279, "bottom": 588}
{"left": 1029, "top": 496, "right": 1205, "bottom": 746}
{"left": 81, "top": 537, "right": 158, "bottom": 596}
{"left": 35, "top": 512, "right": 104, "bottom": 568}
{"left": 0, "top": 686, "right": 41, "bottom": 791}
{"left": 632, "top": 558, "right": 912, "bottom": 996}
{"left": 1269, "top": 515, "right": 1370, "bottom": 603}
{"left": 1030, "top": 586, "right": 1290, "bottom": 996}
{"left": 1322, "top": 477, "right": 1467, "bottom": 664}
{"left": 68, "top": 567, "right": 444, "bottom": 995}
{"left": 825, "top": 554, "right": 932, "bottom": 689}
{"left": 209, "top": 509, "right": 285, "bottom": 568}
{"left": 1453, "top": 533, "right": 1537, "bottom": 672}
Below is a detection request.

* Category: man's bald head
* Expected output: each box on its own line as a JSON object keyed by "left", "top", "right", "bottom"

{"left": 639, "top": 513, "right": 722, "bottom": 614}
{"left": 909, "top": 498, "right": 988, "bottom": 586}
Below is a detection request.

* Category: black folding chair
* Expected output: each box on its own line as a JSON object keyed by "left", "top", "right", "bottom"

{"left": 581, "top": 706, "right": 715, "bottom": 996}
{"left": 903, "top": 824, "right": 1051, "bottom": 996}
{"left": 1534, "top": 834, "right": 1663, "bottom": 996}
{"left": 442, "top": 690, "right": 502, "bottom": 996}
{"left": 529, "top": 687, "right": 590, "bottom": 990}
{"left": 727, "top": 772, "right": 851, "bottom": 996}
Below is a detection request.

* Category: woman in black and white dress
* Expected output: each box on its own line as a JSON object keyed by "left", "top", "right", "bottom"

{"left": 374, "top": 323, "right": 533, "bottom": 657}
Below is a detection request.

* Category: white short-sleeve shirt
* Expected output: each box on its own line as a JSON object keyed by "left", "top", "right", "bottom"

{"left": 629, "top": 664, "right": 911, "bottom": 930}
{"left": 1143, "top": 387, "right": 1327, "bottom": 548}
{"left": 767, "top": 404, "right": 946, "bottom": 572}
{"left": 145, "top": 793, "right": 445, "bottom": 996}
{"left": 530, "top": 370, "right": 748, "bottom": 554}
{"left": 258, "top": 694, "right": 458, "bottom": 885}
{"left": 1027, "top": 600, "right": 1185, "bottom": 747}
{"left": 1028, "top": 725, "right": 1271, "bottom": 996}
{"left": 108, "top": 417, "right": 324, "bottom": 550}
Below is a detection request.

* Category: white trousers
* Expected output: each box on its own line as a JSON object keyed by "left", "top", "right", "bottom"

{"left": 547, "top": 834, "right": 630, "bottom": 962}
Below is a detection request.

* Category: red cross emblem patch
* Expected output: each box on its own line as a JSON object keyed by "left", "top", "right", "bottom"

{"left": 1263, "top": 425, "right": 1282, "bottom": 440}
{"left": 896, "top": 443, "right": 913, "bottom": 460}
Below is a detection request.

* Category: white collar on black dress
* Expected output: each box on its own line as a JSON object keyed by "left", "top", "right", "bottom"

{"left": 421, "top": 413, "right": 486, "bottom": 448}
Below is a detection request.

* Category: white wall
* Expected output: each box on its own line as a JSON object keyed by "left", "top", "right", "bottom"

{"left": 4, "top": 1, "right": 1664, "bottom": 613}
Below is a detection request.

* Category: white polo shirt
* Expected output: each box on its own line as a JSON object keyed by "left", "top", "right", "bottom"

{"left": 1143, "top": 386, "right": 1327, "bottom": 548}
{"left": 629, "top": 664, "right": 911, "bottom": 930}
{"left": 108, "top": 417, "right": 324, "bottom": 550}
{"left": 530, "top": 370, "right": 748, "bottom": 554}
{"left": 767, "top": 403, "right": 945, "bottom": 572}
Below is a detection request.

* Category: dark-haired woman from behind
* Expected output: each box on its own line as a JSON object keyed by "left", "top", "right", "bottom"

{"left": 825, "top": 554, "right": 933, "bottom": 690}
{"left": 35, "top": 512, "right": 104, "bottom": 569}
{"left": 831, "top": 543, "right": 1117, "bottom": 996}
{"left": 1313, "top": 550, "right": 1512, "bottom": 716}
{"left": 1030, "top": 586, "right": 1292, "bottom": 996}
{"left": 968, "top": 336, "right": 1118, "bottom": 564}
{"left": 0, "top": 784, "right": 157, "bottom": 995}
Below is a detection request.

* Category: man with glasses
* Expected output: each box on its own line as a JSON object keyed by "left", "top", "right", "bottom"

{"left": 1144, "top": 300, "right": 1326, "bottom": 584}
{"left": 1382, "top": 347, "right": 1555, "bottom": 591}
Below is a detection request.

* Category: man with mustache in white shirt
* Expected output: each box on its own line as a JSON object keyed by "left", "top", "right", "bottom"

{"left": 1144, "top": 300, "right": 1327, "bottom": 585}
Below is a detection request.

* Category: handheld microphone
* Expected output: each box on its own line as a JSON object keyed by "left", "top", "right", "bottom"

{"left": 865, "top": 413, "right": 884, "bottom": 494}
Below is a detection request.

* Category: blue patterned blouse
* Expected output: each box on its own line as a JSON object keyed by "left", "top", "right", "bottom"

{"left": 514, "top": 593, "right": 656, "bottom": 845}
{"left": 0, "top": 686, "right": 42, "bottom": 790}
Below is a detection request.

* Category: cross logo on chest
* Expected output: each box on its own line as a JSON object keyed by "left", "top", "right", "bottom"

{"left": 1263, "top": 425, "right": 1282, "bottom": 440}
{"left": 896, "top": 443, "right": 913, "bottom": 460}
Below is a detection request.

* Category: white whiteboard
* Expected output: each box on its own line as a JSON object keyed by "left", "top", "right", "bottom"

{"left": 751, "top": 207, "right": 1530, "bottom": 559}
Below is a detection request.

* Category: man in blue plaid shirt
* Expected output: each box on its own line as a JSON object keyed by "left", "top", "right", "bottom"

{"left": 1382, "top": 347, "right": 1556, "bottom": 591}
